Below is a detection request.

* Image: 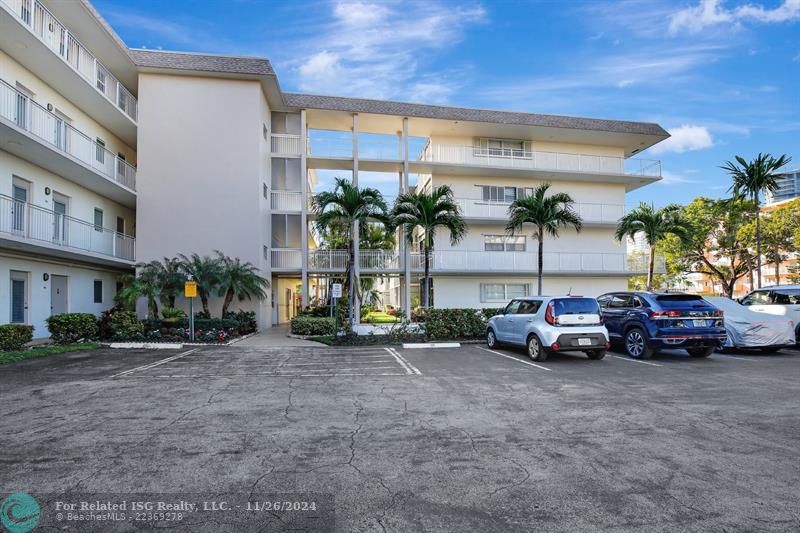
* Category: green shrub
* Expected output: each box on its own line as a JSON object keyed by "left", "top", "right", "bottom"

{"left": 224, "top": 310, "right": 257, "bottom": 334}
{"left": 99, "top": 308, "right": 143, "bottom": 340}
{"left": 480, "top": 308, "right": 504, "bottom": 320}
{"left": 425, "top": 308, "right": 488, "bottom": 340}
{"left": 290, "top": 316, "right": 336, "bottom": 336}
{"left": 298, "top": 305, "right": 331, "bottom": 317}
{"left": 160, "top": 307, "right": 186, "bottom": 319}
{"left": 46, "top": 313, "right": 99, "bottom": 344}
{"left": 363, "top": 311, "right": 401, "bottom": 324}
{"left": 0, "top": 324, "right": 34, "bottom": 351}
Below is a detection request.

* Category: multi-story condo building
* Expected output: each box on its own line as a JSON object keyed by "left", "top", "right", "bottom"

{"left": 765, "top": 169, "right": 800, "bottom": 205}
{"left": 0, "top": 0, "right": 669, "bottom": 335}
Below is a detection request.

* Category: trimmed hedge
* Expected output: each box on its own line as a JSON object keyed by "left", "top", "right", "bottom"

{"left": 99, "top": 308, "right": 143, "bottom": 340}
{"left": 0, "top": 324, "right": 34, "bottom": 352}
{"left": 291, "top": 316, "right": 336, "bottom": 336}
{"left": 46, "top": 313, "right": 99, "bottom": 344}
{"left": 480, "top": 308, "right": 504, "bottom": 320}
{"left": 425, "top": 308, "right": 488, "bottom": 340}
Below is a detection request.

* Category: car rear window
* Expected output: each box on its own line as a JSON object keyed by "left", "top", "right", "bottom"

{"left": 655, "top": 294, "right": 703, "bottom": 301}
{"left": 552, "top": 298, "right": 600, "bottom": 316}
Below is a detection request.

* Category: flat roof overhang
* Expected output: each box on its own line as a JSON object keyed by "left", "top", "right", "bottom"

{"left": 0, "top": 118, "right": 137, "bottom": 207}
{"left": 0, "top": 6, "right": 137, "bottom": 146}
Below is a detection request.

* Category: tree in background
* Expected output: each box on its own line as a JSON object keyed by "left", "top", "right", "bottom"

{"left": 505, "top": 183, "right": 582, "bottom": 296}
{"left": 722, "top": 153, "right": 792, "bottom": 288}
{"left": 215, "top": 251, "right": 270, "bottom": 317}
{"left": 137, "top": 257, "right": 184, "bottom": 308}
{"left": 614, "top": 203, "right": 690, "bottom": 291}
{"left": 178, "top": 253, "right": 222, "bottom": 316}
{"left": 740, "top": 199, "right": 800, "bottom": 285}
{"left": 114, "top": 273, "right": 159, "bottom": 318}
{"left": 392, "top": 185, "right": 466, "bottom": 308}
{"left": 663, "top": 197, "right": 755, "bottom": 298}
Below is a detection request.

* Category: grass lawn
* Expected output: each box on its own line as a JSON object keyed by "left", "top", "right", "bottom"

{"left": 362, "top": 311, "right": 401, "bottom": 324}
{"left": 308, "top": 335, "right": 334, "bottom": 345}
{"left": 0, "top": 343, "right": 99, "bottom": 365}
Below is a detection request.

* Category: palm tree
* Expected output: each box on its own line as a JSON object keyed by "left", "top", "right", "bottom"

{"left": 722, "top": 153, "right": 792, "bottom": 288}
{"left": 614, "top": 202, "right": 689, "bottom": 291}
{"left": 138, "top": 257, "right": 184, "bottom": 308}
{"left": 506, "top": 183, "right": 583, "bottom": 296}
{"left": 312, "top": 177, "right": 388, "bottom": 322}
{"left": 392, "top": 185, "right": 466, "bottom": 308}
{"left": 114, "top": 273, "right": 159, "bottom": 318}
{"left": 215, "top": 251, "right": 270, "bottom": 316}
{"left": 178, "top": 253, "right": 221, "bottom": 316}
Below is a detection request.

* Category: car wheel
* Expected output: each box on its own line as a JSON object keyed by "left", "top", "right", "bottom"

{"left": 486, "top": 329, "right": 498, "bottom": 349}
{"left": 527, "top": 334, "right": 548, "bottom": 362}
{"left": 687, "top": 346, "right": 715, "bottom": 358}
{"left": 586, "top": 349, "right": 606, "bottom": 360}
{"left": 624, "top": 328, "right": 653, "bottom": 359}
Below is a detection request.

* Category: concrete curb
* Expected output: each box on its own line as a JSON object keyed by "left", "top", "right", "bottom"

{"left": 109, "top": 342, "right": 183, "bottom": 349}
{"left": 402, "top": 342, "right": 461, "bottom": 349}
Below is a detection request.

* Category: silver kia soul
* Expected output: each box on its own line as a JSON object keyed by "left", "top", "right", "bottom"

{"left": 486, "top": 296, "right": 610, "bottom": 361}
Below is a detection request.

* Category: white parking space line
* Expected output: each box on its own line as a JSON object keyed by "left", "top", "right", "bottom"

{"left": 610, "top": 355, "right": 663, "bottom": 367}
{"left": 714, "top": 354, "right": 759, "bottom": 361}
{"left": 110, "top": 348, "right": 199, "bottom": 378}
{"left": 385, "top": 348, "right": 423, "bottom": 375}
{"left": 478, "top": 347, "right": 552, "bottom": 371}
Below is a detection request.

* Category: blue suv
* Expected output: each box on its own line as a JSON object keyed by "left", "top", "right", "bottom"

{"left": 597, "top": 292, "right": 726, "bottom": 359}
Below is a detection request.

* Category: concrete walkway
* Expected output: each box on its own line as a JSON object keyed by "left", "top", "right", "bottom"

{"left": 233, "top": 325, "right": 326, "bottom": 347}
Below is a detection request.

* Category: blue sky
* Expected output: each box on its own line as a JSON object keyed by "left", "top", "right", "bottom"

{"left": 95, "top": 0, "right": 800, "bottom": 206}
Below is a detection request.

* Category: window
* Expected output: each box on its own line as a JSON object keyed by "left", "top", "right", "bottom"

{"left": 96, "top": 138, "right": 106, "bottom": 164}
{"left": 480, "top": 186, "right": 534, "bottom": 203}
{"left": 481, "top": 283, "right": 530, "bottom": 302}
{"left": 484, "top": 235, "right": 525, "bottom": 252}
{"left": 503, "top": 300, "right": 521, "bottom": 314}
{"left": 475, "top": 138, "right": 530, "bottom": 158}
{"left": 93, "top": 280, "right": 103, "bottom": 304}
{"left": 517, "top": 300, "right": 542, "bottom": 314}
{"left": 94, "top": 208, "right": 103, "bottom": 231}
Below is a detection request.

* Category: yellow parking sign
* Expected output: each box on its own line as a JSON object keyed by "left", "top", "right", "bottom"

{"left": 184, "top": 280, "right": 198, "bottom": 298}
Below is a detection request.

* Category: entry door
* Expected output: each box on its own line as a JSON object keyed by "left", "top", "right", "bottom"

{"left": 11, "top": 184, "right": 28, "bottom": 233}
{"left": 10, "top": 271, "right": 28, "bottom": 324}
{"left": 14, "top": 90, "right": 29, "bottom": 129}
{"left": 53, "top": 198, "right": 67, "bottom": 243}
{"left": 50, "top": 275, "right": 68, "bottom": 316}
{"left": 114, "top": 216, "right": 125, "bottom": 257}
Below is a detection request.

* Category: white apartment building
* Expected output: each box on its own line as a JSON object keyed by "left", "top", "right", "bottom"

{"left": 765, "top": 169, "right": 800, "bottom": 205}
{"left": 0, "top": 0, "right": 669, "bottom": 334}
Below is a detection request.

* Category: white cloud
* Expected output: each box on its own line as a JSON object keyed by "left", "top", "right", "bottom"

{"left": 294, "top": 0, "right": 486, "bottom": 100}
{"left": 658, "top": 171, "right": 699, "bottom": 185}
{"left": 669, "top": 0, "right": 800, "bottom": 34}
{"left": 650, "top": 125, "right": 714, "bottom": 154}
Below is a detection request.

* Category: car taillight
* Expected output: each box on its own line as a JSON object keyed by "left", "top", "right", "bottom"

{"left": 551, "top": 343, "right": 560, "bottom": 351}
{"left": 713, "top": 310, "right": 724, "bottom": 317}
{"left": 649, "top": 310, "right": 682, "bottom": 318}
{"left": 604, "top": 341, "right": 611, "bottom": 349}
{"left": 544, "top": 301, "right": 556, "bottom": 325}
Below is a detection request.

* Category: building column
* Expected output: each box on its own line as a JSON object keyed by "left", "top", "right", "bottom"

{"left": 402, "top": 117, "right": 411, "bottom": 316}
{"left": 300, "top": 109, "right": 309, "bottom": 308}
{"left": 352, "top": 113, "right": 361, "bottom": 325}
{"left": 397, "top": 131, "right": 407, "bottom": 313}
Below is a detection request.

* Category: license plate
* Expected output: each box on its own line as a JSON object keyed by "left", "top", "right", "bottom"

{"left": 693, "top": 319, "right": 710, "bottom": 327}
{"left": 578, "top": 338, "right": 592, "bottom": 346}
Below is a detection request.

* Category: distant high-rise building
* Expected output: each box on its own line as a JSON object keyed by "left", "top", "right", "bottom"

{"left": 765, "top": 169, "right": 800, "bottom": 204}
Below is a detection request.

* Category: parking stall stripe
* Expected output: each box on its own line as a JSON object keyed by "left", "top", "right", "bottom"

{"left": 478, "top": 347, "right": 552, "bottom": 371}
{"left": 110, "top": 348, "right": 199, "bottom": 378}
{"left": 714, "top": 354, "right": 759, "bottom": 361}
{"left": 385, "top": 348, "right": 422, "bottom": 375}
{"left": 610, "top": 355, "right": 663, "bottom": 367}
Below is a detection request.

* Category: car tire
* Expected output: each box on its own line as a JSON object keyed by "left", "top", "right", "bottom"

{"left": 586, "top": 349, "right": 606, "bottom": 360}
{"left": 527, "top": 334, "right": 548, "bottom": 362}
{"left": 624, "top": 327, "right": 653, "bottom": 359}
{"left": 687, "top": 346, "right": 715, "bottom": 358}
{"left": 486, "top": 328, "right": 498, "bottom": 349}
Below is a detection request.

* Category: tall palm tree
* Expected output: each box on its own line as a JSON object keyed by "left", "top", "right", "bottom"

{"left": 614, "top": 202, "right": 689, "bottom": 291}
{"left": 722, "top": 153, "right": 792, "bottom": 288}
{"left": 312, "top": 177, "right": 388, "bottom": 322}
{"left": 114, "top": 273, "right": 160, "bottom": 318}
{"left": 215, "top": 251, "right": 270, "bottom": 316}
{"left": 138, "top": 257, "right": 184, "bottom": 308}
{"left": 506, "top": 183, "right": 583, "bottom": 296}
{"left": 178, "top": 253, "right": 221, "bottom": 316}
{"left": 392, "top": 185, "right": 466, "bottom": 308}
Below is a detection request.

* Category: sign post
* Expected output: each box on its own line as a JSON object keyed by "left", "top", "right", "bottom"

{"left": 185, "top": 278, "right": 198, "bottom": 341}
{"left": 331, "top": 283, "right": 342, "bottom": 335}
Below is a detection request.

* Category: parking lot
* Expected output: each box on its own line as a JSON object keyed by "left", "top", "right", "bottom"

{"left": 1, "top": 342, "right": 799, "bottom": 532}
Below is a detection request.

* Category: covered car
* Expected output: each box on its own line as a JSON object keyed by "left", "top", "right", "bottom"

{"left": 703, "top": 296, "right": 795, "bottom": 351}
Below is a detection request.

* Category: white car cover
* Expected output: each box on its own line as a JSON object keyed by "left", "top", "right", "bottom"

{"left": 704, "top": 296, "right": 795, "bottom": 348}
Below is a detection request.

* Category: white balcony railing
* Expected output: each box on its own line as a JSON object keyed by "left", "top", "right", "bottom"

{"left": 0, "top": 194, "right": 135, "bottom": 261}
{"left": 270, "top": 190, "right": 303, "bottom": 211}
{"left": 271, "top": 134, "right": 302, "bottom": 156}
{"left": 419, "top": 144, "right": 661, "bottom": 178}
{"left": 1, "top": 0, "right": 137, "bottom": 121}
{"left": 0, "top": 79, "right": 137, "bottom": 190}
{"left": 454, "top": 198, "right": 624, "bottom": 224}
{"left": 308, "top": 250, "right": 349, "bottom": 271}
{"left": 271, "top": 248, "right": 302, "bottom": 270}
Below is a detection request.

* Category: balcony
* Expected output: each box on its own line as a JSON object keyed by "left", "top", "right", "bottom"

{"left": 271, "top": 134, "right": 302, "bottom": 157}
{"left": 455, "top": 198, "right": 624, "bottom": 225}
{"left": 0, "top": 79, "right": 136, "bottom": 206}
{"left": 0, "top": 193, "right": 135, "bottom": 265}
{"left": 269, "top": 248, "right": 663, "bottom": 275}
{"left": 0, "top": 0, "right": 137, "bottom": 144}
{"left": 270, "top": 190, "right": 303, "bottom": 212}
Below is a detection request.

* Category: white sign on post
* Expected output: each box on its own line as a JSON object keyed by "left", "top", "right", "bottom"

{"left": 331, "top": 283, "right": 343, "bottom": 299}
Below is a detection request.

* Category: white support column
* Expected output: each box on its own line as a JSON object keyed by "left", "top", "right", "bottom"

{"left": 300, "top": 109, "right": 309, "bottom": 308}
{"left": 402, "top": 117, "right": 412, "bottom": 315}
{"left": 352, "top": 113, "right": 361, "bottom": 325}
{"left": 397, "top": 131, "right": 407, "bottom": 313}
